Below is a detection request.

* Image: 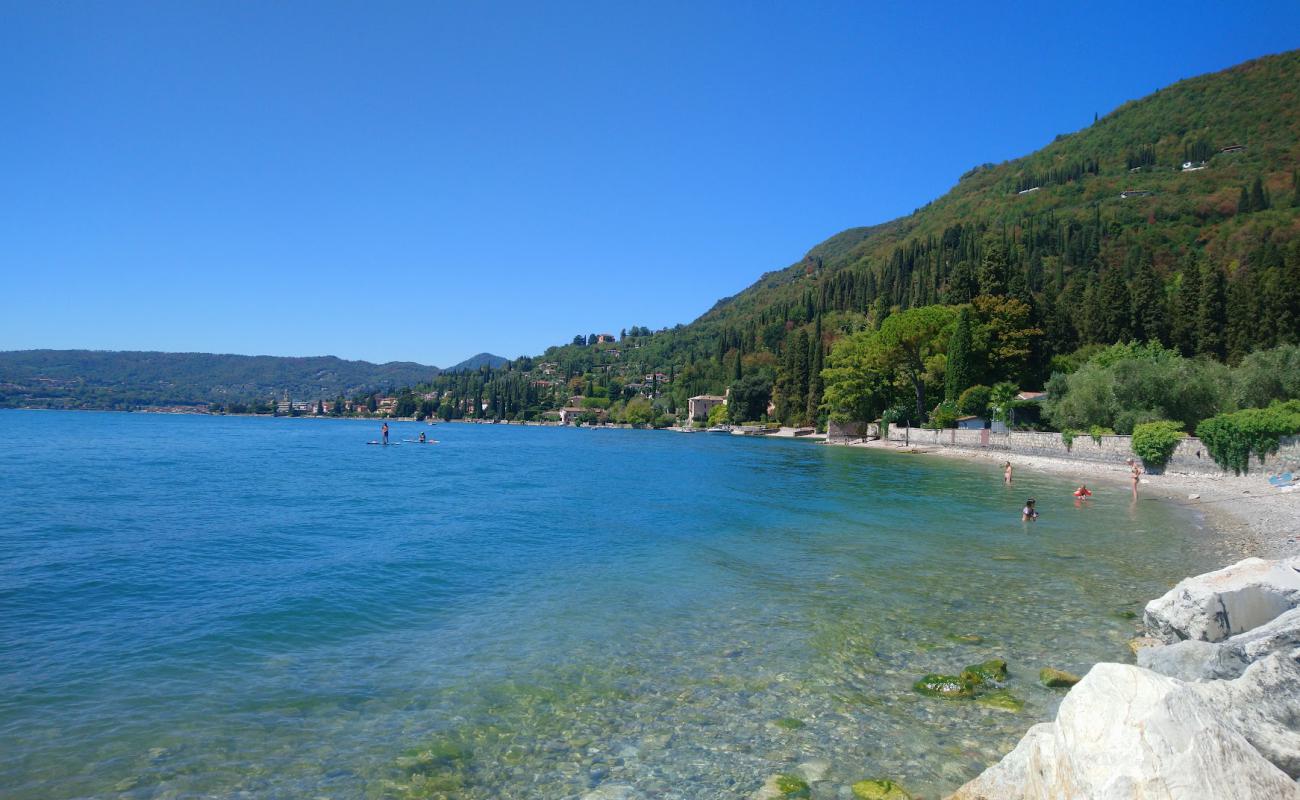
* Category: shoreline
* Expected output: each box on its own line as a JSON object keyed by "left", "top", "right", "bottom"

{"left": 826, "top": 436, "right": 1300, "bottom": 560}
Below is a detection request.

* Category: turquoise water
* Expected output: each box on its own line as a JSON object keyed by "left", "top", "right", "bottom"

{"left": 0, "top": 411, "right": 1231, "bottom": 799}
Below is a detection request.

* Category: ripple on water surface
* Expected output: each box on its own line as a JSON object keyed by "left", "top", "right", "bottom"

{"left": 0, "top": 411, "right": 1232, "bottom": 798}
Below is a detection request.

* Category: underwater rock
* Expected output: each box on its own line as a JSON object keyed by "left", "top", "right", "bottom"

{"left": 960, "top": 659, "right": 1008, "bottom": 686}
{"left": 796, "top": 758, "right": 830, "bottom": 783}
{"left": 770, "top": 717, "right": 805, "bottom": 730}
{"left": 751, "top": 773, "right": 811, "bottom": 799}
{"left": 581, "top": 784, "right": 639, "bottom": 800}
{"left": 851, "top": 778, "right": 913, "bottom": 799}
{"left": 913, "top": 673, "right": 977, "bottom": 699}
{"left": 975, "top": 689, "right": 1024, "bottom": 712}
{"left": 948, "top": 633, "right": 984, "bottom": 645}
{"left": 1128, "top": 636, "right": 1163, "bottom": 655}
{"left": 1038, "top": 667, "right": 1080, "bottom": 688}
{"left": 1144, "top": 556, "right": 1300, "bottom": 643}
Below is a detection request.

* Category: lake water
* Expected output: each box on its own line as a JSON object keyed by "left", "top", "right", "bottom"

{"left": 0, "top": 411, "right": 1232, "bottom": 799}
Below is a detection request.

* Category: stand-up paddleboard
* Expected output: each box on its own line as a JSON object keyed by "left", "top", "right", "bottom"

{"left": 402, "top": 439, "right": 439, "bottom": 444}
{"left": 366, "top": 441, "right": 401, "bottom": 446}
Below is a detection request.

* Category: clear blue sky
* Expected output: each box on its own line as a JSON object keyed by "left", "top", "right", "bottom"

{"left": 3, "top": 2, "right": 1298, "bottom": 366}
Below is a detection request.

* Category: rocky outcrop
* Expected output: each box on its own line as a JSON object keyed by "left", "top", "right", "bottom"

{"left": 949, "top": 658, "right": 1300, "bottom": 799}
{"left": 950, "top": 556, "right": 1300, "bottom": 800}
{"left": 1138, "top": 606, "right": 1300, "bottom": 681}
{"left": 1143, "top": 556, "right": 1300, "bottom": 643}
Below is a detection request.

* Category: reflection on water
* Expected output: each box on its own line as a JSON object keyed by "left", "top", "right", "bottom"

{"left": 0, "top": 412, "right": 1230, "bottom": 798}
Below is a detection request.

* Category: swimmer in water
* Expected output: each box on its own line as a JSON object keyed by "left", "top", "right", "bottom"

{"left": 1022, "top": 498, "right": 1038, "bottom": 521}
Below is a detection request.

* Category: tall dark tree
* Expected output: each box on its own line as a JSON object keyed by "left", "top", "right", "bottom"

{"left": 1171, "top": 257, "right": 1201, "bottom": 357}
{"left": 948, "top": 260, "right": 978, "bottom": 303}
{"left": 1196, "top": 261, "right": 1228, "bottom": 360}
{"left": 805, "top": 317, "right": 824, "bottom": 422}
{"left": 1226, "top": 268, "right": 1258, "bottom": 363}
{"left": 1098, "top": 265, "right": 1133, "bottom": 344}
{"left": 1238, "top": 185, "right": 1253, "bottom": 214}
{"left": 978, "top": 237, "right": 1009, "bottom": 297}
{"left": 945, "top": 306, "right": 976, "bottom": 401}
{"left": 1130, "top": 255, "right": 1168, "bottom": 344}
{"left": 1250, "top": 177, "right": 1269, "bottom": 212}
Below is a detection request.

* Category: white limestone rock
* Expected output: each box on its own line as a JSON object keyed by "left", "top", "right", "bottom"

{"left": 1139, "top": 606, "right": 1300, "bottom": 681}
{"left": 1190, "top": 648, "right": 1300, "bottom": 779}
{"left": 947, "top": 660, "right": 1300, "bottom": 799}
{"left": 1143, "top": 556, "right": 1300, "bottom": 643}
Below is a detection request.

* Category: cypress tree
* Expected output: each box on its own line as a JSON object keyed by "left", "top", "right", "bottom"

{"left": 1238, "top": 185, "right": 1252, "bottom": 214}
{"left": 1172, "top": 257, "right": 1201, "bottom": 357}
{"left": 1250, "top": 177, "right": 1268, "bottom": 212}
{"left": 1098, "top": 265, "right": 1132, "bottom": 344}
{"left": 1226, "top": 269, "right": 1257, "bottom": 362}
{"left": 793, "top": 329, "right": 810, "bottom": 420}
{"left": 1196, "top": 261, "right": 1227, "bottom": 360}
{"left": 806, "top": 318, "right": 824, "bottom": 422}
{"left": 1130, "top": 256, "right": 1168, "bottom": 344}
{"left": 945, "top": 306, "right": 976, "bottom": 402}
{"left": 978, "top": 237, "right": 1009, "bottom": 296}
{"left": 1292, "top": 170, "right": 1300, "bottom": 208}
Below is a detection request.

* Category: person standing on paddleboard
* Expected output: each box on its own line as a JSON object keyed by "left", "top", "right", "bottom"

{"left": 381, "top": 422, "right": 389, "bottom": 445}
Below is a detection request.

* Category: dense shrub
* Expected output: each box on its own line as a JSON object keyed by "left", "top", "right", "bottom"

{"left": 1043, "top": 342, "right": 1233, "bottom": 434}
{"left": 1196, "top": 401, "right": 1300, "bottom": 475}
{"left": 1233, "top": 345, "right": 1300, "bottom": 409}
{"left": 957, "top": 384, "right": 992, "bottom": 416}
{"left": 925, "top": 402, "right": 959, "bottom": 429}
{"left": 1131, "top": 420, "right": 1187, "bottom": 470}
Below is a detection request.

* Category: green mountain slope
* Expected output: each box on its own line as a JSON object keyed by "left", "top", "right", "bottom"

{"left": 694, "top": 49, "right": 1299, "bottom": 337}
{"left": 414, "top": 50, "right": 1300, "bottom": 423}
{"left": 0, "top": 350, "right": 440, "bottom": 409}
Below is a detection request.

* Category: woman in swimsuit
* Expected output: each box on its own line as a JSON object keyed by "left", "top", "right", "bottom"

{"left": 1128, "top": 459, "right": 1141, "bottom": 499}
{"left": 1004, "top": 461, "right": 1013, "bottom": 485}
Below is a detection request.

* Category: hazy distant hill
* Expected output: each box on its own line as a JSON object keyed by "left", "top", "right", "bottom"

{"left": 0, "top": 350, "right": 440, "bottom": 409}
{"left": 445, "top": 352, "right": 510, "bottom": 372}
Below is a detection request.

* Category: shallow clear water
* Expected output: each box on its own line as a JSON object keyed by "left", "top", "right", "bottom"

{"left": 0, "top": 411, "right": 1231, "bottom": 799}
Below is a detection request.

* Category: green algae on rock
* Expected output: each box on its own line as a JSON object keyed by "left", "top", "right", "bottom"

{"left": 947, "top": 633, "right": 985, "bottom": 645}
{"left": 754, "top": 773, "right": 812, "bottom": 798}
{"left": 975, "top": 689, "right": 1025, "bottom": 712}
{"left": 960, "top": 658, "right": 1008, "bottom": 686}
{"left": 913, "top": 673, "right": 978, "bottom": 698}
{"left": 1040, "top": 667, "right": 1082, "bottom": 687}
{"left": 771, "top": 716, "right": 806, "bottom": 730}
{"left": 851, "top": 778, "right": 914, "bottom": 799}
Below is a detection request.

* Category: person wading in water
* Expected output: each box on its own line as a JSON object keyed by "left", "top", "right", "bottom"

{"left": 382, "top": 422, "right": 389, "bottom": 445}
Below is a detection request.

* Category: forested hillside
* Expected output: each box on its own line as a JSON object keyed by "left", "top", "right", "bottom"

{"left": 405, "top": 51, "right": 1300, "bottom": 432}
{"left": 0, "top": 350, "right": 440, "bottom": 409}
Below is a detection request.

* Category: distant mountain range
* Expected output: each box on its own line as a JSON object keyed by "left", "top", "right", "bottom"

{"left": 0, "top": 349, "right": 502, "bottom": 410}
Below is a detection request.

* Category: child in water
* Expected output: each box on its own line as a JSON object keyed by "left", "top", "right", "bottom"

{"left": 1022, "top": 498, "right": 1038, "bottom": 521}
{"left": 1073, "top": 484, "right": 1092, "bottom": 498}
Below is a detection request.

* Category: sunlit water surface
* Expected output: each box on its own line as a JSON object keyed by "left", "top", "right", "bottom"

{"left": 0, "top": 411, "right": 1231, "bottom": 798}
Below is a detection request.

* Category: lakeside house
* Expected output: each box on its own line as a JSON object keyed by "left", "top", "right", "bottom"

{"left": 595, "top": 333, "right": 616, "bottom": 343}
{"left": 1120, "top": 189, "right": 1153, "bottom": 199}
{"left": 1017, "top": 186, "right": 1040, "bottom": 195}
{"left": 1220, "top": 144, "right": 1246, "bottom": 153}
{"left": 956, "top": 415, "right": 987, "bottom": 430}
{"left": 558, "top": 407, "right": 584, "bottom": 425}
{"left": 1181, "top": 160, "right": 1208, "bottom": 171}
{"left": 688, "top": 394, "right": 726, "bottom": 422}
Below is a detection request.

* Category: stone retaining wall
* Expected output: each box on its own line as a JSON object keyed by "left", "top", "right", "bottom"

{"left": 883, "top": 425, "right": 1300, "bottom": 477}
